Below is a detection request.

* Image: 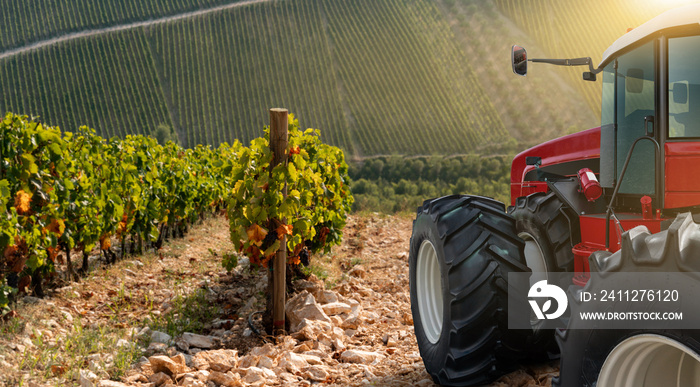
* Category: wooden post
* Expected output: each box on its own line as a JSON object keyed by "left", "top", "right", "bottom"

{"left": 269, "top": 108, "right": 288, "bottom": 335}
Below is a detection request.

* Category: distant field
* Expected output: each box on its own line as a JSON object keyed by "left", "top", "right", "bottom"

{"left": 0, "top": 29, "right": 170, "bottom": 139}
{"left": 0, "top": 0, "right": 236, "bottom": 51}
{"left": 0, "top": 0, "right": 689, "bottom": 155}
{"left": 0, "top": 0, "right": 514, "bottom": 156}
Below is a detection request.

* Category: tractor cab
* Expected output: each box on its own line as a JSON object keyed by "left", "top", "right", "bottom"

{"left": 510, "top": 5, "right": 700, "bottom": 283}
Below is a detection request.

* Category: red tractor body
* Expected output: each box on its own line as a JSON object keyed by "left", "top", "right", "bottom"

{"left": 510, "top": 127, "right": 601, "bottom": 204}
{"left": 509, "top": 4, "right": 700, "bottom": 285}
{"left": 511, "top": 122, "right": 700, "bottom": 283}
{"left": 410, "top": 6, "right": 700, "bottom": 386}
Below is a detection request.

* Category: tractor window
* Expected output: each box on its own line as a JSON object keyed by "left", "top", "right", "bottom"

{"left": 599, "top": 63, "right": 616, "bottom": 188}
{"left": 601, "top": 64, "right": 614, "bottom": 127}
{"left": 669, "top": 36, "right": 700, "bottom": 138}
{"left": 616, "top": 41, "right": 655, "bottom": 195}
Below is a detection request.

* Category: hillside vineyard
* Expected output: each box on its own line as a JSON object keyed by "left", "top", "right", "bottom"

{"left": 0, "top": 0, "right": 682, "bottom": 155}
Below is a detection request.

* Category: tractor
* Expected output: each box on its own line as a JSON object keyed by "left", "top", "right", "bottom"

{"left": 409, "top": 5, "right": 700, "bottom": 387}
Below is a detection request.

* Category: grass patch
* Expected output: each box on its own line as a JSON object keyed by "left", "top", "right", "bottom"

{"left": 147, "top": 288, "right": 220, "bottom": 338}
{"left": 0, "top": 315, "right": 24, "bottom": 338}
{"left": 303, "top": 253, "right": 344, "bottom": 290}
{"left": 14, "top": 317, "right": 142, "bottom": 385}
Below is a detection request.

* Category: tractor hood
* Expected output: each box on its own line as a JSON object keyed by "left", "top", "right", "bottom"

{"left": 511, "top": 127, "right": 601, "bottom": 185}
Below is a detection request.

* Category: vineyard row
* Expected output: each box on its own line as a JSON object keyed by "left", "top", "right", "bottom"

{"left": 0, "top": 112, "right": 237, "bottom": 309}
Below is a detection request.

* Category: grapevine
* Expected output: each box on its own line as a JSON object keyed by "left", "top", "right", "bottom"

{"left": 0, "top": 112, "right": 351, "bottom": 314}
{"left": 226, "top": 114, "right": 353, "bottom": 270}
{"left": 0, "top": 112, "right": 235, "bottom": 311}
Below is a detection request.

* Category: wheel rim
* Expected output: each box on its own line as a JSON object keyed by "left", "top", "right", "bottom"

{"left": 416, "top": 239, "right": 443, "bottom": 344}
{"left": 518, "top": 231, "right": 549, "bottom": 277}
{"left": 518, "top": 232, "right": 548, "bottom": 327}
{"left": 598, "top": 334, "right": 700, "bottom": 387}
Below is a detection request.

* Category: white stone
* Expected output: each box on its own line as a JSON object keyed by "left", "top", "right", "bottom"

{"left": 242, "top": 371, "right": 265, "bottom": 386}
{"left": 146, "top": 342, "right": 168, "bottom": 355}
{"left": 96, "top": 381, "right": 130, "bottom": 387}
{"left": 278, "top": 352, "right": 309, "bottom": 374}
{"left": 181, "top": 375, "right": 206, "bottom": 387}
{"left": 61, "top": 310, "right": 73, "bottom": 324}
{"left": 238, "top": 354, "right": 260, "bottom": 368}
{"left": 192, "top": 349, "right": 238, "bottom": 372}
{"left": 151, "top": 330, "right": 172, "bottom": 344}
{"left": 79, "top": 369, "right": 98, "bottom": 387}
{"left": 136, "top": 326, "right": 151, "bottom": 338}
{"left": 149, "top": 372, "right": 172, "bottom": 386}
{"left": 179, "top": 332, "right": 216, "bottom": 349}
{"left": 362, "top": 311, "right": 380, "bottom": 324}
{"left": 148, "top": 355, "right": 184, "bottom": 376}
{"left": 332, "top": 338, "right": 346, "bottom": 351}
{"left": 291, "top": 318, "right": 332, "bottom": 341}
{"left": 249, "top": 343, "right": 277, "bottom": 358}
{"left": 257, "top": 355, "right": 273, "bottom": 369}
{"left": 340, "top": 350, "right": 385, "bottom": 364}
{"left": 285, "top": 291, "right": 332, "bottom": 332}
{"left": 302, "top": 365, "right": 330, "bottom": 382}
{"left": 317, "top": 290, "right": 339, "bottom": 304}
{"left": 299, "top": 353, "right": 322, "bottom": 365}
{"left": 321, "top": 302, "right": 352, "bottom": 316}
{"left": 208, "top": 371, "right": 242, "bottom": 387}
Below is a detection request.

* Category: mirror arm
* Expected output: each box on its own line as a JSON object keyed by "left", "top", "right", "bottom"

{"left": 529, "top": 57, "right": 602, "bottom": 74}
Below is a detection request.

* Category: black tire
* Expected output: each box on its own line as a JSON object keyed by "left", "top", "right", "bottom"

{"left": 555, "top": 213, "right": 700, "bottom": 387}
{"left": 511, "top": 192, "right": 575, "bottom": 272}
{"left": 409, "top": 195, "right": 533, "bottom": 386}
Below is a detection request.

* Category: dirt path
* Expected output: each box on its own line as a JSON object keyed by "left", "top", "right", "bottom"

{"left": 0, "top": 0, "right": 273, "bottom": 61}
{"left": 0, "top": 213, "right": 557, "bottom": 386}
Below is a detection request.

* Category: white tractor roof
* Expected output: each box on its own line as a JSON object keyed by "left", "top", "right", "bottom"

{"left": 600, "top": 4, "right": 700, "bottom": 67}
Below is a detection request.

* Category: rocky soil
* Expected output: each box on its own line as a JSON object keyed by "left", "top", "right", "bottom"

{"left": 0, "top": 214, "right": 558, "bottom": 387}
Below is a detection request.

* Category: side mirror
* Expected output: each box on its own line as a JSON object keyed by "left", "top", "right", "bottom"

{"left": 512, "top": 45, "right": 528, "bottom": 76}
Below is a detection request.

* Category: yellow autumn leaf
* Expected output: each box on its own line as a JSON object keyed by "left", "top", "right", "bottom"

{"left": 100, "top": 234, "right": 111, "bottom": 250}
{"left": 246, "top": 224, "right": 268, "bottom": 246}
{"left": 14, "top": 190, "right": 31, "bottom": 215}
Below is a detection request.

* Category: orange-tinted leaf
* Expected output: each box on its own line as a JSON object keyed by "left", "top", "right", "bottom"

{"left": 117, "top": 213, "right": 128, "bottom": 235}
{"left": 47, "top": 246, "right": 58, "bottom": 263}
{"left": 50, "top": 365, "right": 66, "bottom": 376}
{"left": 14, "top": 190, "right": 31, "bottom": 215}
{"left": 276, "top": 224, "right": 293, "bottom": 240}
{"left": 100, "top": 234, "right": 111, "bottom": 250}
{"left": 289, "top": 146, "right": 301, "bottom": 155}
{"left": 246, "top": 224, "right": 268, "bottom": 245}
{"left": 292, "top": 243, "right": 304, "bottom": 256}
{"left": 47, "top": 219, "right": 65, "bottom": 236}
